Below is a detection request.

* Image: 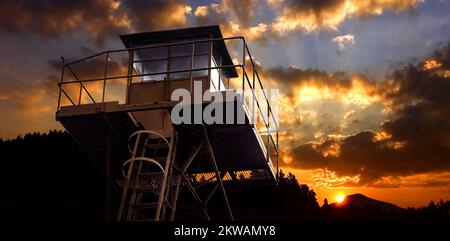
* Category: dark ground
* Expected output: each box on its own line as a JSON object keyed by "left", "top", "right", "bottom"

{"left": 0, "top": 131, "right": 448, "bottom": 222}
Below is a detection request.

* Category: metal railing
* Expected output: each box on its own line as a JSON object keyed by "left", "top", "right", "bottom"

{"left": 56, "top": 36, "right": 279, "bottom": 182}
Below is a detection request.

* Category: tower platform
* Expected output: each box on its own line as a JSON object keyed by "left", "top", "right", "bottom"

{"left": 56, "top": 98, "right": 277, "bottom": 186}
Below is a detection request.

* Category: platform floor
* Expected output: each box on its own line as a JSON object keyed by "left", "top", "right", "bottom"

{"left": 56, "top": 100, "right": 276, "bottom": 186}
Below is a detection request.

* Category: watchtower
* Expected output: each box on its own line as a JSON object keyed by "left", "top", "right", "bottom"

{"left": 56, "top": 26, "right": 279, "bottom": 221}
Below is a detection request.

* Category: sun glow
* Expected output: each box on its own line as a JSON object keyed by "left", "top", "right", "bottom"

{"left": 336, "top": 194, "right": 345, "bottom": 203}
{"left": 289, "top": 78, "right": 378, "bottom": 109}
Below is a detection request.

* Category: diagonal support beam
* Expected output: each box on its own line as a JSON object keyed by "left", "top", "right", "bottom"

{"left": 182, "top": 142, "right": 204, "bottom": 172}
{"left": 174, "top": 165, "right": 210, "bottom": 221}
{"left": 204, "top": 171, "right": 228, "bottom": 207}
{"left": 169, "top": 141, "right": 204, "bottom": 220}
{"left": 202, "top": 125, "right": 234, "bottom": 221}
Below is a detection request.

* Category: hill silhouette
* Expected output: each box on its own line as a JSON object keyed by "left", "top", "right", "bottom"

{"left": 0, "top": 131, "right": 449, "bottom": 221}
{"left": 323, "top": 193, "right": 404, "bottom": 220}
{"left": 330, "top": 194, "right": 403, "bottom": 213}
{"left": 323, "top": 193, "right": 449, "bottom": 221}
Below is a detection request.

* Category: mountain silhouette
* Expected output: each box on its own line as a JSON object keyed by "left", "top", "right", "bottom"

{"left": 323, "top": 193, "right": 406, "bottom": 220}
{"left": 330, "top": 193, "right": 404, "bottom": 213}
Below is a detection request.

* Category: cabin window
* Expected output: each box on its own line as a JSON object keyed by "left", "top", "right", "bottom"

{"left": 133, "top": 46, "right": 168, "bottom": 81}
{"left": 170, "top": 57, "right": 191, "bottom": 79}
{"left": 133, "top": 40, "right": 210, "bottom": 82}
{"left": 193, "top": 55, "right": 208, "bottom": 78}
{"left": 171, "top": 43, "right": 191, "bottom": 57}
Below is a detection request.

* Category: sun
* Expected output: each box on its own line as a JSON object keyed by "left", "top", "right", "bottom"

{"left": 336, "top": 194, "right": 345, "bottom": 203}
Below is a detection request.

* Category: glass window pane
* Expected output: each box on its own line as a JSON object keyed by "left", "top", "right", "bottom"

{"left": 194, "top": 55, "right": 208, "bottom": 69}
{"left": 195, "top": 42, "right": 209, "bottom": 55}
{"left": 170, "top": 57, "right": 190, "bottom": 71}
{"left": 212, "top": 44, "right": 222, "bottom": 66}
{"left": 134, "top": 60, "right": 167, "bottom": 81}
{"left": 144, "top": 60, "right": 167, "bottom": 81}
{"left": 135, "top": 46, "right": 167, "bottom": 60}
{"left": 193, "top": 55, "right": 208, "bottom": 78}
{"left": 170, "top": 57, "right": 190, "bottom": 79}
{"left": 171, "top": 44, "right": 191, "bottom": 57}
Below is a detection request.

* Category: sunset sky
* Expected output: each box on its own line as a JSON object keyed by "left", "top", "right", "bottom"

{"left": 0, "top": 0, "right": 449, "bottom": 207}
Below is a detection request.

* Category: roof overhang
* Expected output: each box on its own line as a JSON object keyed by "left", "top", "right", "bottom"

{"left": 120, "top": 25, "right": 238, "bottom": 78}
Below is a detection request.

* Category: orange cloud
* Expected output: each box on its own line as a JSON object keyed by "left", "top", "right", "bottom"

{"left": 393, "top": 141, "right": 407, "bottom": 150}
{"left": 220, "top": 0, "right": 258, "bottom": 28}
{"left": 423, "top": 59, "right": 442, "bottom": 70}
{"left": 372, "top": 172, "right": 450, "bottom": 188}
{"left": 15, "top": 89, "right": 52, "bottom": 117}
{"left": 194, "top": 6, "right": 209, "bottom": 17}
{"left": 192, "top": 2, "right": 270, "bottom": 42}
{"left": 231, "top": 43, "right": 450, "bottom": 191}
{"left": 270, "top": 0, "right": 423, "bottom": 35}
{"left": 0, "top": 93, "right": 9, "bottom": 102}
{"left": 312, "top": 168, "right": 361, "bottom": 188}
{"left": 372, "top": 131, "right": 392, "bottom": 142}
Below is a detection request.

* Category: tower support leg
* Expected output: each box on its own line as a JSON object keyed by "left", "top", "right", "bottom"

{"left": 155, "top": 131, "right": 176, "bottom": 221}
{"left": 106, "top": 127, "right": 112, "bottom": 221}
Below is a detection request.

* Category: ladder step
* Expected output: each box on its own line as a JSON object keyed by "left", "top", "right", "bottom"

{"left": 137, "top": 156, "right": 167, "bottom": 162}
{"left": 133, "top": 200, "right": 173, "bottom": 210}
{"left": 133, "top": 202, "right": 157, "bottom": 209}
{"left": 152, "top": 156, "right": 168, "bottom": 161}
{"left": 145, "top": 143, "right": 169, "bottom": 149}
{"left": 135, "top": 219, "right": 155, "bottom": 221}
{"left": 137, "top": 186, "right": 161, "bottom": 193}
{"left": 140, "top": 171, "right": 164, "bottom": 177}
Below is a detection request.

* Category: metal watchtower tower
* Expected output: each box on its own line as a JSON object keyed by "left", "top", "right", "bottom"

{"left": 56, "top": 26, "right": 279, "bottom": 221}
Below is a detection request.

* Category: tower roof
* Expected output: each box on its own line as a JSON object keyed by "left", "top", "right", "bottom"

{"left": 120, "top": 25, "right": 238, "bottom": 77}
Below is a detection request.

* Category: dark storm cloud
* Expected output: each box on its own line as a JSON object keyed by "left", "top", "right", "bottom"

{"left": 275, "top": 0, "right": 342, "bottom": 18}
{"left": 264, "top": 67, "right": 355, "bottom": 90}
{"left": 292, "top": 130, "right": 450, "bottom": 185}
{"left": 288, "top": 43, "right": 450, "bottom": 186}
{"left": 0, "top": 0, "right": 189, "bottom": 42}
{"left": 380, "top": 43, "right": 450, "bottom": 145}
{"left": 119, "top": 0, "right": 189, "bottom": 31}
{"left": 383, "top": 43, "right": 450, "bottom": 108}
{"left": 0, "top": 0, "right": 423, "bottom": 44}
{"left": 0, "top": 0, "right": 126, "bottom": 41}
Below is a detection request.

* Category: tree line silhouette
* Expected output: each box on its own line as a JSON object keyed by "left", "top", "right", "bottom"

{"left": 0, "top": 131, "right": 448, "bottom": 221}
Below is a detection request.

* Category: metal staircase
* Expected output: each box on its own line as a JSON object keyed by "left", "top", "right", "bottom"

{"left": 117, "top": 130, "right": 175, "bottom": 221}
{"left": 116, "top": 125, "right": 236, "bottom": 221}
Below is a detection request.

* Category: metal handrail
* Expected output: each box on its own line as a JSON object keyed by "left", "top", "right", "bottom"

{"left": 64, "top": 64, "right": 96, "bottom": 104}
{"left": 58, "top": 62, "right": 276, "bottom": 136}
{"left": 65, "top": 36, "right": 244, "bottom": 66}
{"left": 58, "top": 64, "right": 242, "bottom": 85}
{"left": 243, "top": 71, "right": 278, "bottom": 154}
{"left": 244, "top": 44, "right": 279, "bottom": 131}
